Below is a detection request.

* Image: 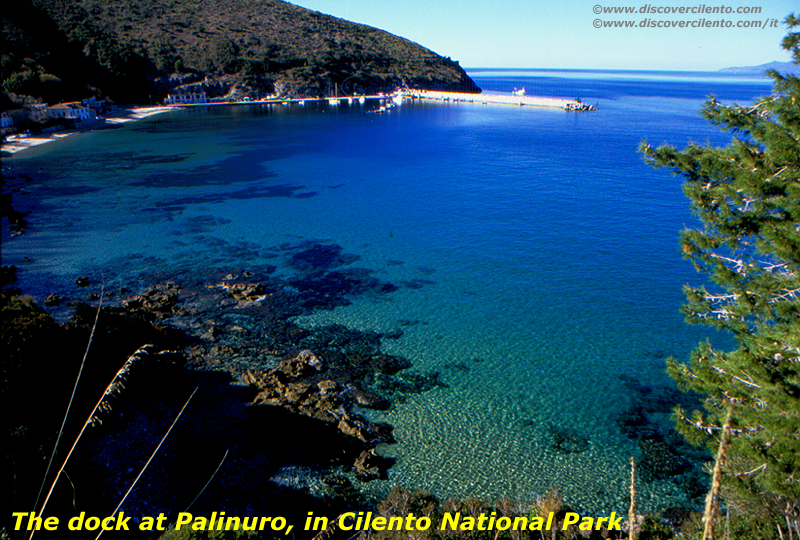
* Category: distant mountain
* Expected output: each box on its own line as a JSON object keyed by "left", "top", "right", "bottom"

{"left": 1, "top": 0, "right": 479, "bottom": 107}
{"left": 718, "top": 60, "right": 800, "bottom": 75}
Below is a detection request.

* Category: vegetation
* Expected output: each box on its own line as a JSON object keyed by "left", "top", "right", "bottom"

{"left": 642, "top": 15, "right": 800, "bottom": 539}
{"left": 1, "top": 0, "right": 478, "bottom": 106}
{"left": 1, "top": 269, "right": 80, "bottom": 517}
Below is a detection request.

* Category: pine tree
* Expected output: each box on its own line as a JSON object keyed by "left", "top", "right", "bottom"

{"left": 641, "top": 15, "right": 800, "bottom": 535}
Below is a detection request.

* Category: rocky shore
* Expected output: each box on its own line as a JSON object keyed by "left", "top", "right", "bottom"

{"left": 1, "top": 242, "right": 455, "bottom": 538}
{"left": 2, "top": 255, "right": 711, "bottom": 540}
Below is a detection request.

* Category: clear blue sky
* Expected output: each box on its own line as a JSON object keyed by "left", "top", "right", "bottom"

{"left": 291, "top": 0, "right": 797, "bottom": 70}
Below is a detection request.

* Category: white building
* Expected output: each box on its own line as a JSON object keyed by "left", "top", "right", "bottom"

{"left": 164, "top": 90, "right": 208, "bottom": 105}
{"left": 26, "top": 103, "right": 48, "bottom": 122}
{"left": 82, "top": 97, "right": 106, "bottom": 113}
{"left": 47, "top": 102, "right": 96, "bottom": 122}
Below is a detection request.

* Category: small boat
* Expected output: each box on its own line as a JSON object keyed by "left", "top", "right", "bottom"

{"left": 328, "top": 98, "right": 340, "bottom": 105}
{"left": 513, "top": 87, "right": 526, "bottom": 96}
{"left": 358, "top": 95, "right": 366, "bottom": 105}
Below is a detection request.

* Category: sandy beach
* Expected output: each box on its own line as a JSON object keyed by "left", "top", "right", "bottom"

{"left": 1, "top": 105, "right": 175, "bottom": 155}
{"left": 104, "top": 105, "right": 175, "bottom": 124}
{"left": 1, "top": 132, "right": 77, "bottom": 155}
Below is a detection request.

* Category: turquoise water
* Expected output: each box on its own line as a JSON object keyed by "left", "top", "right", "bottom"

{"left": 2, "top": 69, "right": 774, "bottom": 513}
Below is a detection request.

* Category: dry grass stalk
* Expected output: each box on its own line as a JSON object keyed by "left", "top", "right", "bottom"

{"left": 182, "top": 449, "right": 229, "bottom": 513}
{"left": 702, "top": 405, "right": 733, "bottom": 540}
{"left": 33, "top": 287, "right": 103, "bottom": 511}
{"left": 310, "top": 513, "right": 347, "bottom": 540}
{"left": 535, "top": 487, "right": 563, "bottom": 540}
{"left": 629, "top": 456, "right": 637, "bottom": 540}
{"left": 30, "top": 345, "right": 152, "bottom": 540}
{"left": 95, "top": 386, "right": 198, "bottom": 540}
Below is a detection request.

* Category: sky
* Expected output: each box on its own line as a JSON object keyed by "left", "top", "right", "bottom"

{"left": 290, "top": 0, "right": 797, "bottom": 71}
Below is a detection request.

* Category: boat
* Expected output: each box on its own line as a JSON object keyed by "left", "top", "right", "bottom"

{"left": 513, "top": 87, "right": 526, "bottom": 96}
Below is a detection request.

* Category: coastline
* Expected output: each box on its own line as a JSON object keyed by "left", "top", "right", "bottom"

{"left": 0, "top": 73, "right": 725, "bottom": 532}
{"left": 1, "top": 105, "right": 175, "bottom": 156}
{"left": 1, "top": 89, "right": 593, "bottom": 157}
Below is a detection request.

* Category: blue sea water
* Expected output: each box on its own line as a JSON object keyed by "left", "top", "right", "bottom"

{"left": 2, "top": 69, "right": 775, "bottom": 513}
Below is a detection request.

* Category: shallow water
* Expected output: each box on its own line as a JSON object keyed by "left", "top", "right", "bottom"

{"left": 2, "top": 69, "right": 774, "bottom": 513}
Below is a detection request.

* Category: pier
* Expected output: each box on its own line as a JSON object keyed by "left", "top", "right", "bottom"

{"left": 402, "top": 89, "right": 596, "bottom": 111}
{"left": 161, "top": 89, "right": 595, "bottom": 112}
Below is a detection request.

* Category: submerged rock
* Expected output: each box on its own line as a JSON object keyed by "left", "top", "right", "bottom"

{"left": 250, "top": 349, "right": 394, "bottom": 445}
{"left": 278, "top": 349, "right": 323, "bottom": 378}
{"left": 638, "top": 438, "right": 691, "bottom": 481}
{"left": 368, "top": 353, "right": 413, "bottom": 375}
{"left": 213, "top": 281, "right": 269, "bottom": 307}
{"left": 121, "top": 283, "right": 180, "bottom": 317}
{"left": 288, "top": 243, "right": 359, "bottom": 273}
{"left": 546, "top": 424, "right": 590, "bottom": 454}
{"left": 371, "top": 369, "right": 448, "bottom": 402}
{"left": 354, "top": 448, "right": 394, "bottom": 481}
{"left": 345, "top": 384, "right": 390, "bottom": 410}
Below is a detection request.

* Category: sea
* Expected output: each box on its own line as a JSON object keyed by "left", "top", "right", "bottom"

{"left": 1, "top": 68, "right": 776, "bottom": 515}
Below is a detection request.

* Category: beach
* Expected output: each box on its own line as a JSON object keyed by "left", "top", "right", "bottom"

{"left": 1, "top": 105, "right": 174, "bottom": 155}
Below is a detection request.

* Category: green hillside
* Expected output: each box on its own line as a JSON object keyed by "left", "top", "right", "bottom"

{"left": 1, "top": 0, "right": 479, "bottom": 106}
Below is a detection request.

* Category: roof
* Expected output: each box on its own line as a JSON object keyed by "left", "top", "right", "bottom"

{"left": 50, "top": 102, "right": 88, "bottom": 109}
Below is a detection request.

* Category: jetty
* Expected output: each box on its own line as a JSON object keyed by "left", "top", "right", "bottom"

{"left": 158, "top": 88, "right": 595, "bottom": 112}
{"left": 402, "top": 89, "right": 596, "bottom": 111}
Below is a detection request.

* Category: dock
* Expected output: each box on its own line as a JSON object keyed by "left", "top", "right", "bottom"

{"left": 162, "top": 89, "right": 595, "bottom": 112}
{"left": 402, "top": 89, "right": 596, "bottom": 111}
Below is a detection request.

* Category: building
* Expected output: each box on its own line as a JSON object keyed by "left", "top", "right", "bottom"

{"left": 164, "top": 89, "right": 208, "bottom": 105}
{"left": 82, "top": 97, "right": 107, "bottom": 114}
{"left": 47, "top": 101, "right": 96, "bottom": 122}
{"left": 26, "top": 103, "right": 48, "bottom": 123}
{"left": 1, "top": 113, "right": 13, "bottom": 131}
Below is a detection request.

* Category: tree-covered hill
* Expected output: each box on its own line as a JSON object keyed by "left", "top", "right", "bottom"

{"left": 1, "top": 0, "right": 479, "bottom": 107}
